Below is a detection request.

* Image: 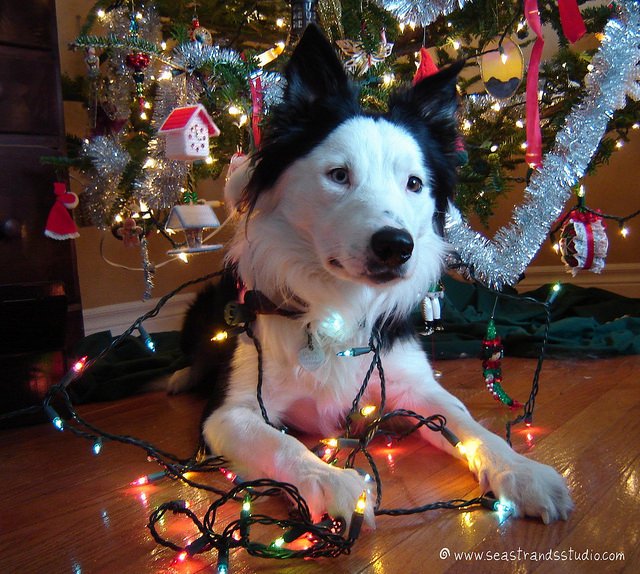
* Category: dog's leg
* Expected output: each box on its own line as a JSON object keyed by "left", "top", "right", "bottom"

{"left": 203, "top": 403, "right": 374, "bottom": 526}
{"left": 384, "top": 341, "right": 573, "bottom": 523}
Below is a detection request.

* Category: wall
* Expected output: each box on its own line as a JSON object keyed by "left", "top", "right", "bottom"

{"left": 477, "top": 133, "right": 640, "bottom": 298}
{"left": 56, "top": 1, "right": 639, "bottom": 336}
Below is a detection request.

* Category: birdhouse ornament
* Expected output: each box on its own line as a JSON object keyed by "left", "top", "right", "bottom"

{"left": 158, "top": 104, "right": 220, "bottom": 161}
{"left": 165, "top": 203, "right": 222, "bottom": 255}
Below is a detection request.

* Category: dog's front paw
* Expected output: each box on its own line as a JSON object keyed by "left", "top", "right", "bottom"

{"left": 166, "top": 367, "right": 192, "bottom": 394}
{"left": 480, "top": 452, "right": 573, "bottom": 524}
{"left": 297, "top": 465, "right": 375, "bottom": 530}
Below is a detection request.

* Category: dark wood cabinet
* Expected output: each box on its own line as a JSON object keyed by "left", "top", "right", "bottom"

{"left": 0, "top": 0, "right": 83, "bottom": 420}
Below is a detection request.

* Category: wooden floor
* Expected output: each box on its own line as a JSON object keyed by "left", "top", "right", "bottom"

{"left": 1, "top": 355, "right": 638, "bottom": 574}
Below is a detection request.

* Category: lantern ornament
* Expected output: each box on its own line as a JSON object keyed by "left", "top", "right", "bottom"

{"left": 558, "top": 210, "right": 608, "bottom": 276}
{"left": 165, "top": 203, "right": 222, "bottom": 255}
{"left": 290, "top": 0, "right": 318, "bottom": 42}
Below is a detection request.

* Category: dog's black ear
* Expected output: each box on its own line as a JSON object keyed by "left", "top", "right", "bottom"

{"left": 388, "top": 60, "right": 464, "bottom": 128}
{"left": 284, "top": 24, "right": 350, "bottom": 103}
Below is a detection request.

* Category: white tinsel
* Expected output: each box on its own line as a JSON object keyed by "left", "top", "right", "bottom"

{"left": 445, "top": 1, "right": 640, "bottom": 289}
{"left": 376, "top": 0, "right": 468, "bottom": 27}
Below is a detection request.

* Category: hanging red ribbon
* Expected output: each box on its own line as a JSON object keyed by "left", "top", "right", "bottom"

{"left": 558, "top": 0, "right": 587, "bottom": 43}
{"left": 523, "top": 0, "right": 586, "bottom": 168}
{"left": 582, "top": 220, "right": 595, "bottom": 270}
{"left": 249, "top": 75, "right": 263, "bottom": 150}
{"left": 524, "top": 0, "right": 544, "bottom": 168}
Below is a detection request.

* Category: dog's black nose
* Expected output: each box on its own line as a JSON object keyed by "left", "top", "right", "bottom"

{"left": 370, "top": 227, "right": 414, "bottom": 267}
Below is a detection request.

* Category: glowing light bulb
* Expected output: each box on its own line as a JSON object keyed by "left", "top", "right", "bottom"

{"left": 495, "top": 500, "right": 513, "bottom": 521}
{"left": 452, "top": 39, "right": 461, "bottom": 50}
{"left": 242, "top": 499, "right": 251, "bottom": 513}
{"left": 73, "top": 356, "right": 88, "bottom": 373}
{"left": 159, "top": 70, "right": 172, "bottom": 81}
{"left": 359, "top": 405, "right": 377, "bottom": 417}
{"left": 398, "top": 22, "right": 405, "bottom": 33}
{"left": 176, "top": 550, "right": 188, "bottom": 563}
{"left": 520, "top": 142, "right": 527, "bottom": 150}
{"left": 320, "top": 312, "right": 344, "bottom": 337}
{"left": 491, "top": 102, "right": 501, "bottom": 111}
{"left": 143, "top": 158, "right": 157, "bottom": 169}
{"left": 577, "top": 185, "right": 585, "bottom": 197}
{"left": 499, "top": 48, "right": 508, "bottom": 65}
{"left": 515, "top": 119, "right": 524, "bottom": 128}
{"left": 115, "top": 214, "right": 124, "bottom": 223}
{"left": 140, "top": 111, "right": 148, "bottom": 120}
{"left": 238, "top": 114, "right": 248, "bottom": 127}
{"left": 228, "top": 105, "right": 242, "bottom": 116}
{"left": 409, "top": 21, "right": 416, "bottom": 30}
{"left": 276, "top": 17, "right": 285, "bottom": 28}
{"left": 205, "top": 155, "right": 214, "bottom": 164}
{"left": 272, "top": 537, "right": 285, "bottom": 548}
{"left": 178, "top": 253, "right": 189, "bottom": 263}
{"left": 553, "top": 242, "right": 560, "bottom": 253}
{"left": 382, "top": 73, "right": 395, "bottom": 85}
{"left": 587, "top": 63, "right": 594, "bottom": 72}
{"left": 615, "top": 140, "right": 624, "bottom": 149}
{"left": 632, "top": 123, "right": 639, "bottom": 130}
{"left": 455, "top": 442, "right": 467, "bottom": 456}
{"left": 97, "top": 8, "right": 106, "bottom": 18}
{"left": 321, "top": 438, "right": 339, "bottom": 449}
{"left": 211, "top": 331, "right": 228, "bottom": 343}
{"left": 490, "top": 144, "right": 499, "bottom": 152}
{"left": 547, "top": 283, "right": 561, "bottom": 305}
{"left": 93, "top": 439, "right": 103, "bottom": 455}
{"left": 462, "top": 119, "right": 472, "bottom": 131}
{"left": 135, "top": 12, "right": 143, "bottom": 20}
{"left": 620, "top": 226, "right": 629, "bottom": 238}
{"left": 517, "top": 21, "right": 525, "bottom": 32}
{"left": 160, "top": 41, "right": 167, "bottom": 50}
{"left": 355, "top": 491, "right": 367, "bottom": 514}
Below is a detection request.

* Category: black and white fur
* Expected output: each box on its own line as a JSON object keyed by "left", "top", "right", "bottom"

{"left": 171, "top": 25, "right": 572, "bottom": 526}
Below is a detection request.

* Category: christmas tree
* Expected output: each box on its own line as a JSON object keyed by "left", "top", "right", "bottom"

{"left": 52, "top": 0, "right": 640, "bottom": 292}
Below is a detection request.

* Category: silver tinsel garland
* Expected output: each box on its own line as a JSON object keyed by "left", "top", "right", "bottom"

{"left": 84, "top": 136, "right": 131, "bottom": 178}
{"left": 172, "top": 42, "right": 243, "bottom": 74}
{"left": 376, "top": 0, "right": 467, "bottom": 27}
{"left": 445, "top": 1, "right": 640, "bottom": 289}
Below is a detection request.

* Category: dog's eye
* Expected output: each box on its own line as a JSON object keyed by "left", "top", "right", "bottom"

{"left": 407, "top": 176, "right": 423, "bottom": 193}
{"left": 328, "top": 168, "right": 350, "bottom": 185}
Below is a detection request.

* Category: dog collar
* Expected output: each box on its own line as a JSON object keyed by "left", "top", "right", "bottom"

{"left": 243, "top": 290, "right": 307, "bottom": 319}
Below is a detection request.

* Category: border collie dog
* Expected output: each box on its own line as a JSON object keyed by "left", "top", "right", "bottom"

{"left": 172, "top": 25, "right": 572, "bottom": 527}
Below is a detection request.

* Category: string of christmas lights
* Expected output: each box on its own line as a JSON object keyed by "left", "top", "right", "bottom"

{"left": 1, "top": 270, "right": 562, "bottom": 570}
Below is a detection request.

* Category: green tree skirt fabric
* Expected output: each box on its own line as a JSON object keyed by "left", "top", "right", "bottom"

{"left": 71, "top": 278, "right": 640, "bottom": 403}
{"left": 418, "top": 276, "right": 640, "bottom": 360}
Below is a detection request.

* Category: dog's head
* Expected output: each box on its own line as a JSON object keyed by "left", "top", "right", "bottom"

{"left": 228, "top": 25, "right": 461, "bottom": 291}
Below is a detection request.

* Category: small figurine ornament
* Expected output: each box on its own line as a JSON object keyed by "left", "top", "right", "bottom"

{"left": 116, "top": 217, "right": 144, "bottom": 247}
{"left": 482, "top": 318, "right": 522, "bottom": 409}
{"left": 420, "top": 281, "right": 444, "bottom": 335}
{"left": 44, "top": 182, "right": 80, "bottom": 240}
